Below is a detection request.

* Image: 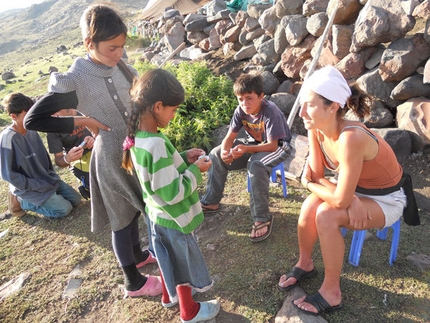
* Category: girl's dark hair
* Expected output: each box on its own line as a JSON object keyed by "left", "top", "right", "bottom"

{"left": 233, "top": 73, "right": 264, "bottom": 97}
{"left": 318, "top": 84, "right": 371, "bottom": 119}
{"left": 2, "top": 93, "right": 33, "bottom": 115}
{"left": 122, "top": 69, "right": 185, "bottom": 174}
{"left": 80, "top": 4, "right": 127, "bottom": 44}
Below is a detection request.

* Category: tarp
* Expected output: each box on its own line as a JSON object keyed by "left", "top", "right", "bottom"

{"left": 141, "top": 0, "right": 212, "bottom": 21}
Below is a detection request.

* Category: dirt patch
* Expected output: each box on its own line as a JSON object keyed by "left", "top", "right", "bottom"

{"left": 199, "top": 47, "right": 250, "bottom": 81}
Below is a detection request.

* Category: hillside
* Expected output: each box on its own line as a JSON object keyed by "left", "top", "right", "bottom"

{"left": 0, "top": 0, "right": 147, "bottom": 71}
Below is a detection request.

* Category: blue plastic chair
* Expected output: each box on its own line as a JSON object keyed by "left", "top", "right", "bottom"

{"left": 341, "top": 219, "right": 401, "bottom": 266}
{"left": 247, "top": 162, "right": 288, "bottom": 198}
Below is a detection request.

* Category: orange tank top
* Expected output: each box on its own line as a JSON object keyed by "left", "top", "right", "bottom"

{"left": 319, "top": 125, "right": 403, "bottom": 189}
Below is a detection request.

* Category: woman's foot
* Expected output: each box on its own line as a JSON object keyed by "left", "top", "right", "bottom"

{"left": 278, "top": 265, "right": 317, "bottom": 291}
{"left": 293, "top": 290, "right": 342, "bottom": 315}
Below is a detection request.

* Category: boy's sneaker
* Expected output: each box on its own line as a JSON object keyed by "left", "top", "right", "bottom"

{"left": 181, "top": 299, "right": 220, "bottom": 323}
{"left": 7, "top": 192, "right": 25, "bottom": 217}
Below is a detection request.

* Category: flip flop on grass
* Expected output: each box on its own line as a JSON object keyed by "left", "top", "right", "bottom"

{"left": 201, "top": 203, "right": 224, "bottom": 214}
{"left": 292, "top": 291, "right": 342, "bottom": 316}
{"left": 278, "top": 267, "right": 318, "bottom": 292}
{"left": 249, "top": 217, "right": 274, "bottom": 243}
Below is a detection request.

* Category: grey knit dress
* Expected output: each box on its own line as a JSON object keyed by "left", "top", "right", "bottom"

{"left": 49, "top": 56, "right": 145, "bottom": 233}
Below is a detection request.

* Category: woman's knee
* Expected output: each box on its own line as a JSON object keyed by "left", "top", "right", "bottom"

{"left": 315, "top": 203, "right": 344, "bottom": 230}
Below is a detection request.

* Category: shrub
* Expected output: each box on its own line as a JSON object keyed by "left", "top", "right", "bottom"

{"left": 134, "top": 60, "right": 237, "bottom": 152}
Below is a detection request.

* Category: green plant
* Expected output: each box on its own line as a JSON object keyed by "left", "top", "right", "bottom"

{"left": 126, "top": 35, "right": 151, "bottom": 50}
{"left": 135, "top": 61, "right": 237, "bottom": 151}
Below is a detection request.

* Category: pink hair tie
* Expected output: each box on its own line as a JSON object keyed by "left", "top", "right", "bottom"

{"left": 122, "top": 136, "right": 135, "bottom": 151}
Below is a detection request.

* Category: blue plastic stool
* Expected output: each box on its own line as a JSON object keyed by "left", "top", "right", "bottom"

{"left": 247, "top": 162, "right": 288, "bottom": 198}
{"left": 340, "top": 219, "right": 401, "bottom": 266}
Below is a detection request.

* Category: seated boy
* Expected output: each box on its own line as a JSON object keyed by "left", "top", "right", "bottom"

{"left": 44, "top": 92, "right": 94, "bottom": 199}
{"left": 0, "top": 93, "right": 82, "bottom": 218}
{"left": 200, "top": 73, "right": 292, "bottom": 242}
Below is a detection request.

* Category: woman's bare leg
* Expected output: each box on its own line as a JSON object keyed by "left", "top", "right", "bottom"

{"left": 278, "top": 193, "right": 322, "bottom": 288}
{"left": 294, "top": 198, "right": 386, "bottom": 314}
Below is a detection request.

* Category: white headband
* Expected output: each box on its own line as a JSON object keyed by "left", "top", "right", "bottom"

{"left": 302, "top": 65, "right": 351, "bottom": 108}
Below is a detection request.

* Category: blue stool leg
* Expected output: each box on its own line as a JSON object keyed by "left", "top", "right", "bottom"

{"left": 340, "top": 227, "right": 348, "bottom": 237}
{"left": 376, "top": 227, "right": 388, "bottom": 240}
{"left": 349, "top": 230, "right": 367, "bottom": 266}
{"left": 271, "top": 163, "right": 288, "bottom": 198}
{"left": 377, "top": 220, "right": 401, "bottom": 266}
{"left": 247, "top": 172, "right": 251, "bottom": 192}
{"left": 279, "top": 163, "right": 288, "bottom": 198}
{"left": 270, "top": 166, "right": 277, "bottom": 183}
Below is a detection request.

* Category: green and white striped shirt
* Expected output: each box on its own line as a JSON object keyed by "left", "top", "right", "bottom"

{"left": 131, "top": 131, "right": 204, "bottom": 234}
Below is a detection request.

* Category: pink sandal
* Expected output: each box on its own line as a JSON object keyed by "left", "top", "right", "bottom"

{"left": 126, "top": 275, "right": 162, "bottom": 297}
{"left": 136, "top": 249, "right": 157, "bottom": 269}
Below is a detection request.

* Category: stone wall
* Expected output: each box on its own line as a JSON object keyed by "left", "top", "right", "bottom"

{"left": 139, "top": 0, "right": 430, "bottom": 157}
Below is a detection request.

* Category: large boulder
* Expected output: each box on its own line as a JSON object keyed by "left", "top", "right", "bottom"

{"left": 350, "top": 0, "right": 415, "bottom": 52}
{"left": 396, "top": 97, "right": 430, "bottom": 152}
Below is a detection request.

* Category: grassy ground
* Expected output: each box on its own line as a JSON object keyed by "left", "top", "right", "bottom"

{"left": 0, "top": 116, "right": 429, "bottom": 322}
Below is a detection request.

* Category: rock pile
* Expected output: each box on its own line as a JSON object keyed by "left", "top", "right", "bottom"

{"left": 138, "top": 0, "right": 430, "bottom": 159}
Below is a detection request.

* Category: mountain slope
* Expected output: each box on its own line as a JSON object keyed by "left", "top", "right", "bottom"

{"left": 0, "top": 0, "right": 147, "bottom": 70}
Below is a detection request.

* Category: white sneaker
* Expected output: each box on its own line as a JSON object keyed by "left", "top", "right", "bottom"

{"left": 180, "top": 299, "right": 220, "bottom": 323}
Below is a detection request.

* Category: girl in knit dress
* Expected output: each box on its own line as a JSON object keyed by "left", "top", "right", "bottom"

{"left": 25, "top": 4, "right": 160, "bottom": 297}
{"left": 122, "top": 69, "right": 220, "bottom": 323}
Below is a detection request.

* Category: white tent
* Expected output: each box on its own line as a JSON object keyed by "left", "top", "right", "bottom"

{"left": 141, "top": 0, "right": 212, "bottom": 21}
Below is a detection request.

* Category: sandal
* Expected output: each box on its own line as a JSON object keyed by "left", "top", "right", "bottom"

{"left": 292, "top": 291, "right": 342, "bottom": 316}
{"left": 201, "top": 203, "right": 224, "bottom": 214}
{"left": 278, "top": 266, "right": 318, "bottom": 292}
{"left": 249, "top": 217, "right": 274, "bottom": 243}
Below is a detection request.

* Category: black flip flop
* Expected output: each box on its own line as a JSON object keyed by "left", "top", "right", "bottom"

{"left": 278, "top": 267, "right": 318, "bottom": 292}
{"left": 249, "top": 217, "right": 274, "bottom": 243}
{"left": 201, "top": 203, "right": 224, "bottom": 214}
{"left": 292, "top": 291, "right": 342, "bottom": 316}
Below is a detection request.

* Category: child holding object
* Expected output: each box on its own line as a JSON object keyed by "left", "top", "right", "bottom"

{"left": 122, "top": 69, "right": 220, "bottom": 323}
{"left": 24, "top": 4, "right": 160, "bottom": 298}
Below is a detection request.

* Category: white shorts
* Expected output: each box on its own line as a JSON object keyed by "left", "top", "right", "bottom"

{"left": 355, "top": 187, "right": 407, "bottom": 228}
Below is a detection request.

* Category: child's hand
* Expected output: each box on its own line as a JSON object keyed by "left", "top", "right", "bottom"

{"left": 186, "top": 148, "right": 206, "bottom": 163}
{"left": 67, "top": 146, "right": 84, "bottom": 162}
{"left": 83, "top": 136, "right": 95, "bottom": 149}
{"left": 231, "top": 145, "right": 245, "bottom": 159}
{"left": 194, "top": 157, "right": 212, "bottom": 172}
{"left": 221, "top": 149, "right": 233, "bottom": 165}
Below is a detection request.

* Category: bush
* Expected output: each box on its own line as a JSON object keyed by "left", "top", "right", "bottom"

{"left": 134, "top": 61, "right": 237, "bottom": 152}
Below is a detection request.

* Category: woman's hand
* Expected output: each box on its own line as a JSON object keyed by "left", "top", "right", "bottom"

{"left": 347, "top": 196, "right": 371, "bottom": 229}
{"left": 186, "top": 148, "right": 206, "bottom": 163}
{"left": 301, "top": 158, "right": 313, "bottom": 188}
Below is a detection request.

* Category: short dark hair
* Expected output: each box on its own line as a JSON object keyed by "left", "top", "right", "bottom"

{"left": 233, "top": 73, "right": 264, "bottom": 97}
{"left": 2, "top": 93, "right": 33, "bottom": 115}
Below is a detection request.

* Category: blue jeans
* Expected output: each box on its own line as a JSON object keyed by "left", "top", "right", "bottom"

{"left": 20, "top": 181, "right": 82, "bottom": 218}
{"left": 149, "top": 219, "right": 213, "bottom": 303}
